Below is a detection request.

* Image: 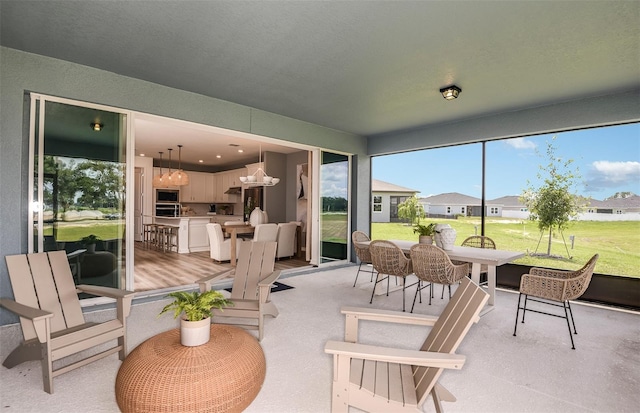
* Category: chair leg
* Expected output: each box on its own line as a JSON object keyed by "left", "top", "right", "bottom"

{"left": 567, "top": 301, "right": 578, "bottom": 334}
{"left": 370, "top": 273, "right": 386, "bottom": 304}
{"left": 513, "top": 293, "right": 523, "bottom": 336}
{"left": 353, "top": 263, "right": 362, "bottom": 287}
{"left": 521, "top": 295, "right": 529, "bottom": 323}
{"left": 563, "top": 301, "right": 576, "bottom": 350}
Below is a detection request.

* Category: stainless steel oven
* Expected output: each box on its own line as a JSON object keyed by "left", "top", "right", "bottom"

{"left": 155, "top": 203, "right": 180, "bottom": 217}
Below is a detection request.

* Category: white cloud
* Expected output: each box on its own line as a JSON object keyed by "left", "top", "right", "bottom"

{"left": 584, "top": 160, "right": 640, "bottom": 190}
{"left": 505, "top": 138, "right": 536, "bottom": 150}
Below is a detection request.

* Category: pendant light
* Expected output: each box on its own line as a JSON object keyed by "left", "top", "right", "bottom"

{"left": 161, "top": 148, "right": 174, "bottom": 187}
{"left": 152, "top": 151, "right": 167, "bottom": 188}
{"left": 171, "top": 144, "right": 190, "bottom": 186}
{"left": 239, "top": 144, "right": 279, "bottom": 187}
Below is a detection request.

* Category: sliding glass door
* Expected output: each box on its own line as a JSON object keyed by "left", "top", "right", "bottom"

{"left": 319, "top": 151, "right": 350, "bottom": 263}
{"left": 30, "top": 95, "right": 129, "bottom": 289}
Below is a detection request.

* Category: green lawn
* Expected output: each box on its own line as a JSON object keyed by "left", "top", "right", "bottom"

{"left": 373, "top": 218, "right": 640, "bottom": 278}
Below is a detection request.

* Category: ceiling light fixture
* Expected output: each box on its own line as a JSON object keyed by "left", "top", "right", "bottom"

{"left": 439, "top": 85, "right": 461, "bottom": 100}
{"left": 161, "top": 148, "right": 175, "bottom": 186}
{"left": 152, "top": 151, "right": 167, "bottom": 188}
{"left": 171, "top": 145, "right": 189, "bottom": 186}
{"left": 90, "top": 122, "right": 104, "bottom": 131}
{"left": 239, "top": 145, "right": 279, "bottom": 187}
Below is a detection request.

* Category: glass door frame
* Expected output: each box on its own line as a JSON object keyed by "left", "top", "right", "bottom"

{"left": 28, "top": 93, "right": 135, "bottom": 296}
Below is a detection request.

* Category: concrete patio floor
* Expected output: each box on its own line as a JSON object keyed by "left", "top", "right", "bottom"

{"left": 1, "top": 264, "right": 638, "bottom": 412}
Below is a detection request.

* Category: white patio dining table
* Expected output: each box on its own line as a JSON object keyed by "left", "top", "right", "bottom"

{"left": 362, "top": 239, "right": 525, "bottom": 315}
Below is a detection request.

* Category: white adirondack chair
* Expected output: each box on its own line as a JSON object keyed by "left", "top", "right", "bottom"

{"left": 0, "top": 251, "right": 134, "bottom": 393}
{"left": 198, "top": 241, "right": 280, "bottom": 341}
{"left": 325, "top": 276, "right": 488, "bottom": 413}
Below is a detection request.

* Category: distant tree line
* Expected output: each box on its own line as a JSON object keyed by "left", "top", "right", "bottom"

{"left": 322, "top": 196, "right": 348, "bottom": 212}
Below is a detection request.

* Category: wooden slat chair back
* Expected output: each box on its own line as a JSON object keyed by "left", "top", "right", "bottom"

{"left": 325, "top": 277, "right": 489, "bottom": 413}
{"left": 1, "top": 251, "right": 134, "bottom": 393}
{"left": 199, "top": 241, "right": 281, "bottom": 341}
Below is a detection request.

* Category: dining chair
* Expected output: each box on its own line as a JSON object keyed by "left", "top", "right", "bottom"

{"left": 351, "top": 231, "right": 376, "bottom": 287}
{"left": 513, "top": 254, "right": 598, "bottom": 349}
{"left": 409, "top": 243, "right": 470, "bottom": 312}
{"left": 368, "top": 240, "right": 416, "bottom": 312}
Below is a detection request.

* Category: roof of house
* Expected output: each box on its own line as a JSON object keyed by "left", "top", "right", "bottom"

{"left": 419, "top": 192, "right": 484, "bottom": 205}
{"left": 588, "top": 195, "right": 640, "bottom": 208}
{"left": 372, "top": 179, "right": 418, "bottom": 194}
{"left": 488, "top": 195, "right": 526, "bottom": 207}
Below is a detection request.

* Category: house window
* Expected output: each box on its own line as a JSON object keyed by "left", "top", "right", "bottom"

{"left": 490, "top": 207, "right": 499, "bottom": 214}
{"left": 446, "top": 206, "right": 451, "bottom": 214}
{"left": 461, "top": 207, "right": 466, "bottom": 214}
{"left": 373, "top": 196, "right": 382, "bottom": 213}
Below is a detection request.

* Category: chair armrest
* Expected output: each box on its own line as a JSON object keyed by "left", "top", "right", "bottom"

{"left": 341, "top": 306, "right": 438, "bottom": 326}
{"left": 341, "top": 306, "right": 438, "bottom": 343}
{"left": 198, "top": 268, "right": 234, "bottom": 292}
{"left": 325, "top": 340, "right": 466, "bottom": 370}
{"left": 529, "top": 267, "right": 574, "bottom": 279}
{"left": 76, "top": 285, "right": 135, "bottom": 299}
{"left": 0, "top": 298, "right": 52, "bottom": 321}
{"left": 519, "top": 274, "right": 567, "bottom": 301}
{"left": 0, "top": 298, "right": 53, "bottom": 344}
{"left": 259, "top": 270, "right": 282, "bottom": 287}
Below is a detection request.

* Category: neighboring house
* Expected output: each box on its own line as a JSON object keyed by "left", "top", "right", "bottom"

{"left": 371, "top": 179, "right": 419, "bottom": 223}
{"left": 581, "top": 195, "right": 640, "bottom": 221}
{"left": 419, "top": 192, "right": 502, "bottom": 218}
{"left": 489, "top": 196, "right": 529, "bottom": 219}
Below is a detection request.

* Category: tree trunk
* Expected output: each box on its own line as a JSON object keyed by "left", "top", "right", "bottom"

{"left": 546, "top": 226, "right": 553, "bottom": 255}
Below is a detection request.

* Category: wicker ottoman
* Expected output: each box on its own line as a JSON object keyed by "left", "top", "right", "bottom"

{"left": 115, "top": 325, "right": 266, "bottom": 413}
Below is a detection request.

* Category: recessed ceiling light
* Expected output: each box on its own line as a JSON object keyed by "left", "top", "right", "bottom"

{"left": 198, "top": 159, "right": 204, "bottom": 163}
{"left": 140, "top": 153, "right": 145, "bottom": 157}
{"left": 238, "top": 149, "right": 244, "bottom": 153}
{"left": 216, "top": 155, "right": 221, "bottom": 159}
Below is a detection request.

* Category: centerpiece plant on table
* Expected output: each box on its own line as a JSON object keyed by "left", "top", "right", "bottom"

{"left": 159, "top": 290, "right": 233, "bottom": 346}
{"left": 413, "top": 223, "right": 436, "bottom": 245}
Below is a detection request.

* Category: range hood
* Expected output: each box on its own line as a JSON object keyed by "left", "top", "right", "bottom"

{"left": 224, "top": 186, "right": 242, "bottom": 195}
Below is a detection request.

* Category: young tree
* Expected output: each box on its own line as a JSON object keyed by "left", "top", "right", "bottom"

{"left": 397, "top": 196, "right": 424, "bottom": 225}
{"left": 520, "top": 138, "right": 584, "bottom": 257}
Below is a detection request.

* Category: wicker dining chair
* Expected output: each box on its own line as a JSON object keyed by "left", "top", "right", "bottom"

{"left": 448, "top": 235, "right": 497, "bottom": 296}
{"left": 513, "top": 254, "right": 599, "bottom": 349}
{"left": 409, "top": 243, "right": 470, "bottom": 312}
{"left": 369, "top": 240, "right": 417, "bottom": 312}
{"left": 351, "top": 231, "right": 376, "bottom": 287}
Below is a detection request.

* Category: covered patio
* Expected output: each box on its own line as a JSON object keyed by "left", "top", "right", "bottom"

{"left": 1, "top": 265, "right": 637, "bottom": 412}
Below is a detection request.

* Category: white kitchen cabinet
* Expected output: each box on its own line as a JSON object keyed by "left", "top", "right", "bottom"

{"left": 180, "top": 171, "right": 218, "bottom": 203}
{"left": 188, "top": 217, "right": 210, "bottom": 252}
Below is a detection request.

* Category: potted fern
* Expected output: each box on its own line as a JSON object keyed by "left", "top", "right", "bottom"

{"left": 413, "top": 223, "right": 436, "bottom": 245}
{"left": 159, "top": 290, "right": 233, "bottom": 346}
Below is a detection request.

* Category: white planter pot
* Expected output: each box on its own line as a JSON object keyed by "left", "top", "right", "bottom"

{"left": 439, "top": 227, "right": 457, "bottom": 251}
{"left": 433, "top": 224, "right": 451, "bottom": 248}
{"left": 418, "top": 235, "right": 433, "bottom": 245}
{"left": 180, "top": 317, "right": 211, "bottom": 347}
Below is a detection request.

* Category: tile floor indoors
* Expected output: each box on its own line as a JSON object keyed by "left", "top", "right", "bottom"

{"left": 1, "top": 264, "right": 638, "bottom": 413}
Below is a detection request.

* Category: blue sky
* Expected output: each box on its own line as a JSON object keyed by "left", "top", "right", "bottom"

{"left": 373, "top": 123, "right": 640, "bottom": 201}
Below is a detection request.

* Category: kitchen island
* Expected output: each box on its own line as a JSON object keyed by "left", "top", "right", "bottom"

{"left": 154, "top": 215, "right": 243, "bottom": 253}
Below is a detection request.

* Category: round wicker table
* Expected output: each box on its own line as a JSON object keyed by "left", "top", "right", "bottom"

{"left": 115, "top": 325, "right": 266, "bottom": 413}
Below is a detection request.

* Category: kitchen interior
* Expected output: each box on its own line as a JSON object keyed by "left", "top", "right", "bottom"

{"left": 133, "top": 113, "right": 313, "bottom": 291}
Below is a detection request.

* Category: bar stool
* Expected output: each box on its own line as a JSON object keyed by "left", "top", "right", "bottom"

{"left": 163, "top": 225, "right": 179, "bottom": 252}
{"left": 153, "top": 225, "right": 166, "bottom": 250}
{"left": 142, "top": 223, "right": 157, "bottom": 249}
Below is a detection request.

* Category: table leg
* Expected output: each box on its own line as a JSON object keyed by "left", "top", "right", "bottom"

{"left": 471, "top": 263, "right": 495, "bottom": 315}
{"left": 230, "top": 230, "right": 237, "bottom": 267}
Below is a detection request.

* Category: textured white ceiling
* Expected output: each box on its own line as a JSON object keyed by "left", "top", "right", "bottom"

{"left": 2, "top": 1, "right": 639, "bottom": 161}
